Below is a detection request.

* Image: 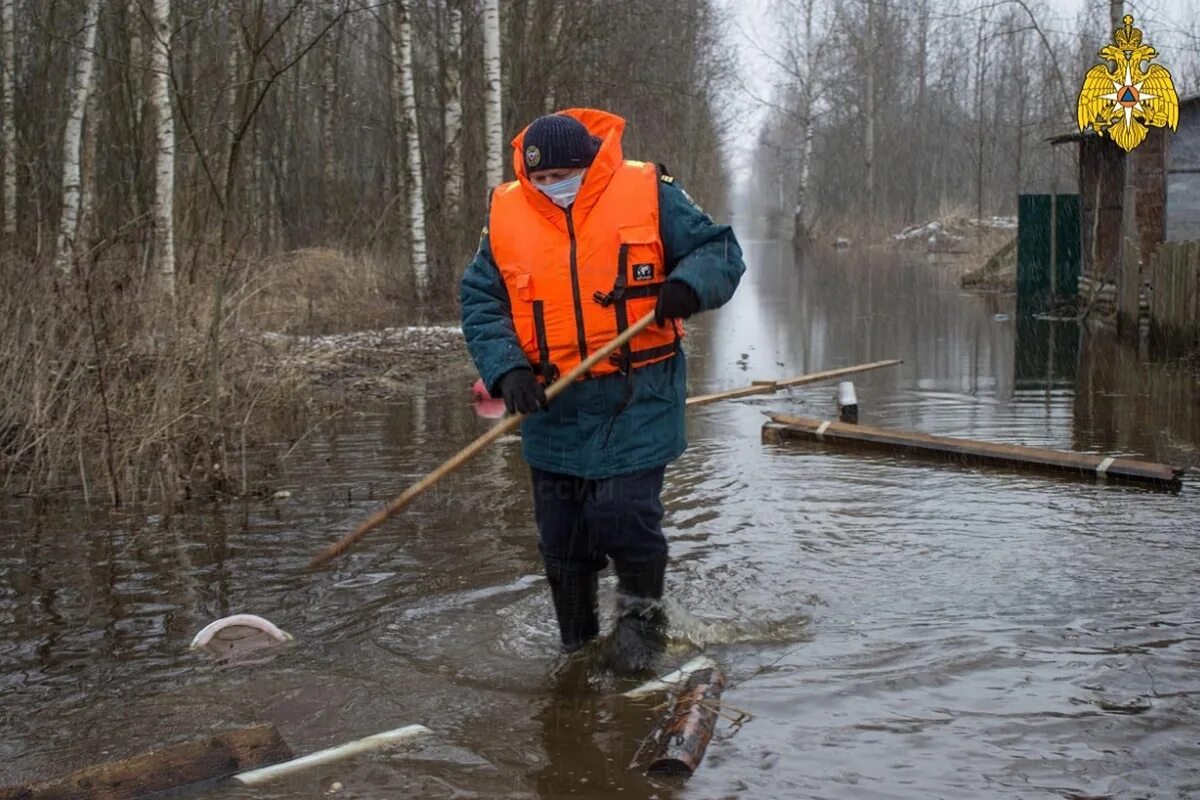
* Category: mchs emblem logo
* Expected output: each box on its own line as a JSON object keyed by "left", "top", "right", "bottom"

{"left": 524, "top": 145, "right": 541, "bottom": 168}
{"left": 1077, "top": 15, "right": 1179, "bottom": 151}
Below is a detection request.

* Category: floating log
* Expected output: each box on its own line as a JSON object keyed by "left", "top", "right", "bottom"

{"left": 764, "top": 414, "right": 1185, "bottom": 489}
{"left": 0, "top": 724, "right": 291, "bottom": 800}
{"left": 642, "top": 668, "right": 726, "bottom": 776}
{"left": 686, "top": 360, "right": 902, "bottom": 408}
{"left": 232, "top": 724, "right": 432, "bottom": 786}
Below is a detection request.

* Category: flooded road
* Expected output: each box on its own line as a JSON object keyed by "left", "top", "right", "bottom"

{"left": 4, "top": 239, "right": 1199, "bottom": 798}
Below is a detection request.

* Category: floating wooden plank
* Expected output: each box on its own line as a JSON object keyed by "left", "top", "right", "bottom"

{"left": 233, "top": 724, "right": 432, "bottom": 786}
{"left": 0, "top": 724, "right": 292, "bottom": 800}
{"left": 641, "top": 668, "right": 726, "bottom": 776}
{"left": 686, "top": 360, "right": 902, "bottom": 408}
{"left": 764, "top": 414, "right": 1185, "bottom": 489}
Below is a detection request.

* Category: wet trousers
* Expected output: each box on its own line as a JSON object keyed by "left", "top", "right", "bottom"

{"left": 531, "top": 465, "right": 669, "bottom": 576}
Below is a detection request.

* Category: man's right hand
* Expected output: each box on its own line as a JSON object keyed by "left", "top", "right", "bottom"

{"left": 496, "top": 368, "right": 548, "bottom": 415}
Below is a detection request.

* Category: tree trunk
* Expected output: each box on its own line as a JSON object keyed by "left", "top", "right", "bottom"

{"left": 79, "top": 74, "right": 100, "bottom": 244}
{"left": 321, "top": 5, "right": 337, "bottom": 191}
{"left": 150, "top": 0, "right": 176, "bottom": 297}
{"left": 974, "top": 6, "right": 988, "bottom": 225}
{"left": 442, "top": 0, "right": 463, "bottom": 231}
{"left": 793, "top": 0, "right": 815, "bottom": 244}
{"left": 863, "top": 0, "right": 875, "bottom": 222}
{"left": 541, "top": 2, "right": 563, "bottom": 113}
{"left": 1, "top": 0, "right": 15, "bottom": 239}
{"left": 396, "top": 0, "right": 428, "bottom": 292}
{"left": 482, "top": 0, "right": 503, "bottom": 189}
{"left": 795, "top": 117, "right": 815, "bottom": 243}
{"left": 54, "top": 0, "right": 101, "bottom": 274}
{"left": 1109, "top": 1, "right": 1123, "bottom": 33}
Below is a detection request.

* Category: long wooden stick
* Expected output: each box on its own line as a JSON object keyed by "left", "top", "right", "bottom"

{"left": 309, "top": 312, "right": 660, "bottom": 567}
{"left": 685, "top": 359, "right": 902, "bottom": 407}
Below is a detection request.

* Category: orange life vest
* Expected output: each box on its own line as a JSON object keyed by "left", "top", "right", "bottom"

{"left": 487, "top": 108, "right": 682, "bottom": 383}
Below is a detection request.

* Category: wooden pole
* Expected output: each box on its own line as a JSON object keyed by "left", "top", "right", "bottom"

{"left": 309, "top": 312, "right": 660, "bottom": 568}
{"left": 764, "top": 414, "right": 1185, "bottom": 489}
{"left": 686, "top": 359, "right": 902, "bottom": 407}
{"left": 0, "top": 724, "right": 291, "bottom": 800}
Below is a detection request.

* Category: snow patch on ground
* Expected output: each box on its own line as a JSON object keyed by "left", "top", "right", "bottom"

{"left": 893, "top": 215, "right": 1017, "bottom": 242}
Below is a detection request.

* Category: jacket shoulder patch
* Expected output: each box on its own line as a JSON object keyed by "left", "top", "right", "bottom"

{"left": 659, "top": 174, "right": 675, "bottom": 184}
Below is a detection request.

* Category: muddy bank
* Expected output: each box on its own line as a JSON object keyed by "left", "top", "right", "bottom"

{"left": 262, "top": 324, "right": 475, "bottom": 401}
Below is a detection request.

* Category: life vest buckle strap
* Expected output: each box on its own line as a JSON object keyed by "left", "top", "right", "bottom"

{"left": 608, "top": 352, "right": 633, "bottom": 375}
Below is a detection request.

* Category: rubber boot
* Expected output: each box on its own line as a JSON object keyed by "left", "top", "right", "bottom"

{"left": 545, "top": 568, "right": 600, "bottom": 654}
{"left": 603, "top": 556, "right": 669, "bottom": 675}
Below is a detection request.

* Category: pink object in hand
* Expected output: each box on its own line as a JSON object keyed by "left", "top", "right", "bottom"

{"left": 472, "top": 378, "right": 506, "bottom": 419}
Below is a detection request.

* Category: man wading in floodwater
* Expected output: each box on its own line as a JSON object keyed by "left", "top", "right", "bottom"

{"left": 460, "top": 109, "right": 744, "bottom": 673}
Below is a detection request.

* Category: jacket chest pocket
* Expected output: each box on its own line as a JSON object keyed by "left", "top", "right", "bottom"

{"left": 507, "top": 270, "right": 538, "bottom": 349}
{"left": 618, "top": 224, "right": 664, "bottom": 289}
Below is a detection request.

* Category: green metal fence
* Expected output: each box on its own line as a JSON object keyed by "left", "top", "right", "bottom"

{"left": 1017, "top": 194, "right": 1081, "bottom": 316}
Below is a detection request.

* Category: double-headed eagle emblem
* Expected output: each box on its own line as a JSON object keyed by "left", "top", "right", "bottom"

{"left": 1077, "top": 15, "right": 1179, "bottom": 152}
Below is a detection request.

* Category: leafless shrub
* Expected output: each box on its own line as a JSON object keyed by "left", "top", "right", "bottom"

{"left": 0, "top": 244, "right": 320, "bottom": 507}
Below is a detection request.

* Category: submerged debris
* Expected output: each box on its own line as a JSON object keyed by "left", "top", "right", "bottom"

{"left": 191, "top": 614, "right": 293, "bottom": 662}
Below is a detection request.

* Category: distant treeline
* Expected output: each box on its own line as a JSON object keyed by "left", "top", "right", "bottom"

{"left": 744, "top": 0, "right": 1200, "bottom": 243}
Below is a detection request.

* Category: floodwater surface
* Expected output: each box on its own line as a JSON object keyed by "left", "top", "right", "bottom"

{"left": 3, "top": 238, "right": 1199, "bottom": 799}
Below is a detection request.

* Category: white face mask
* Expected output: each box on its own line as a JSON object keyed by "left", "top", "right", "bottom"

{"left": 537, "top": 172, "right": 585, "bottom": 207}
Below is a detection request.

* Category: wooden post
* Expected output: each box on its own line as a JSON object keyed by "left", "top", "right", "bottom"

{"left": 1049, "top": 190, "right": 1058, "bottom": 300}
{"left": 686, "top": 360, "right": 901, "bottom": 408}
{"left": 0, "top": 724, "right": 292, "bottom": 800}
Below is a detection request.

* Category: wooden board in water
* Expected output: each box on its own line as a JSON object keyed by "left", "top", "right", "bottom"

{"left": 763, "top": 414, "right": 1184, "bottom": 490}
{"left": 0, "top": 723, "right": 292, "bottom": 800}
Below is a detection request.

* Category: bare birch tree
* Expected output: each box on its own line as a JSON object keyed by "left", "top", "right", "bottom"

{"left": 1, "top": 0, "right": 14, "bottom": 239}
{"left": 483, "top": 0, "right": 503, "bottom": 189}
{"left": 396, "top": 0, "right": 427, "bottom": 290}
{"left": 54, "top": 0, "right": 102, "bottom": 274}
{"left": 442, "top": 0, "right": 464, "bottom": 230}
{"left": 150, "top": 0, "right": 176, "bottom": 296}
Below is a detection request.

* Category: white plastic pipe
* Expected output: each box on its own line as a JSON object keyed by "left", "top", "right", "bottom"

{"left": 623, "top": 656, "right": 718, "bottom": 699}
{"left": 232, "top": 724, "right": 432, "bottom": 786}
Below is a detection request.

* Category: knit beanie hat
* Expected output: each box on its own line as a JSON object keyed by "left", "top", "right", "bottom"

{"left": 521, "top": 114, "right": 601, "bottom": 174}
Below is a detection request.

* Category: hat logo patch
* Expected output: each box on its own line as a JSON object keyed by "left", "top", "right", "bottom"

{"left": 633, "top": 263, "right": 654, "bottom": 281}
{"left": 525, "top": 145, "right": 541, "bottom": 168}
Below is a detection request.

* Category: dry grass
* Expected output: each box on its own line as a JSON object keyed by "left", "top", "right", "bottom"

{"left": 0, "top": 244, "right": 399, "bottom": 507}
{"left": 238, "top": 247, "right": 402, "bottom": 335}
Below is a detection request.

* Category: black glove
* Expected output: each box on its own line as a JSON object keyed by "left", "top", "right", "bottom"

{"left": 496, "top": 368, "right": 547, "bottom": 414}
{"left": 655, "top": 280, "right": 700, "bottom": 327}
